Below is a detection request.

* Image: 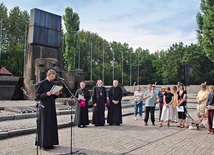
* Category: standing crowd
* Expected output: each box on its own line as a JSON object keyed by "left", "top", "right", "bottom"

{"left": 35, "top": 69, "right": 214, "bottom": 151}
{"left": 133, "top": 83, "right": 214, "bottom": 134}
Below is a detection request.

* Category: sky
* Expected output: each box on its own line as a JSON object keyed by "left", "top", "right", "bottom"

{"left": 1, "top": 0, "right": 201, "bottom": 52}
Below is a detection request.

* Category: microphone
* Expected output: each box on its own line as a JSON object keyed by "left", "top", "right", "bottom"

{"left": 58, "top": 77, "right": 65, "bottom": 81}
{"left": 21, "top": 87, "right": 27, "bottom": 94}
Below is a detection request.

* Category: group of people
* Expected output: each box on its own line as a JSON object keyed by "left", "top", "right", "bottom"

{"left": 196, "top": 84, "right": 214, "bottom": 134}
{"left": 74, "top": 79, "right": 123, "bottom": 127}
{"left": 35, "top": 69, "right": 214, "bottom": 150}
{"left": 134, "top": 83, "right": 187, "bottom": 127}
{"left": 35, "top": 69, "right": 123, "bottom": 150}
{"left": 134, "top": 83, "right": 214, "bottom": 133}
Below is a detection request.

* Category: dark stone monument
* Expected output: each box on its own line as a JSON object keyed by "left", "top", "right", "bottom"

{"left": 24, "top": 8, "right": 84, "bottom": 98}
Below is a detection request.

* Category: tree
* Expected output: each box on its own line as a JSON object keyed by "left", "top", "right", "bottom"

{"left": 1, "top": 44, "right": 24, "bottom": 76}
{"left": 63, "top": 7, "right": 80, "bottom": 71}
{"left": 196, "top": 0, "right": 214, "bottom": 62}
{"left": 0, "top": 3, "right": 8, "bottom": 59}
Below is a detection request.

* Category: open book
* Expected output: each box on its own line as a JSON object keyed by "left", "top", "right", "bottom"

{"left": 50, "top": 85, "right": 63, "bottom": 93}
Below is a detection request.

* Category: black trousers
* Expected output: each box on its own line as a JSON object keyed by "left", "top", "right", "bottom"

{"left": 159, "top": 103, "right": 163, "bottom": 121}
{"left": 144, "top": 107, "right": 155, "bottom": 123}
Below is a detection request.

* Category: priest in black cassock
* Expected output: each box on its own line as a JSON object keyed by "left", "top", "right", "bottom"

{"left": 107, "top": 80, "right": 123, "bottom": 126}
{"left": 36, "top": 69, "right": 59, "bottom": 150}
{"left": 74, "top": 81, "right": 91, "bottom": 128}
{"left": 92, "top": 80, "right": 107, "bottom": 126}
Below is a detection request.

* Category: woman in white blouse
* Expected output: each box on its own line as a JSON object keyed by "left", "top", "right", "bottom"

{"left": 134, "top": 86, "right": 144, "bottom": 120}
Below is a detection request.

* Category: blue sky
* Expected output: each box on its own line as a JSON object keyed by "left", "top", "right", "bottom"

{"left": 2, "top": 0, "right": 201, "bottom": 52}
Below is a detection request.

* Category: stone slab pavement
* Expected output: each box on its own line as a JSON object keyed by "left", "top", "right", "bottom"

{"left": 1, "top": 107, "right": 213, "bottom": 155}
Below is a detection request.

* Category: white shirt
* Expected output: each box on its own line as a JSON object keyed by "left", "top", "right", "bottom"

{"left": 134, "top": 91, "right": 143, "bottom": 101}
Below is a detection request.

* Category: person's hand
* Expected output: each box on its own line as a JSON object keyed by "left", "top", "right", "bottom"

{"left": 207, "top": 107, "right": 211, "bottom": 111}
{"left": 94, "top": 103, "right": 97, "bottom": 107}
{"left": 47, "top": 91, "right": 51, "bottom": 96}
{"left": 114, "top": 101, "right": 119, "bottom": 104}
{"left": 78, "top": 98, "right": 81, "bottom": 101}
{"left": 54, "top": 91, "right": 59, "bottom": 96}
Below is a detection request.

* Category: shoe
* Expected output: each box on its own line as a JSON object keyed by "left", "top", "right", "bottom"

{"left": 167, "top": 124, "right": 170, "bottom": 127}
{"left": 40, "top": 147, "right": 47, "bottom": 151}
{"left": 159, "top": 124, "right": 162, "bottom": 127}
{"left": 152, "top": 123, "right": 155, "bottom": 126}
{"left": 95, "top": 124, "right": 99, "bottom": 127}
{"left": 145, "top": 123, "right": 148, "bottom": 126}
{"left": 78, "top": 125, "right": 81, "bottom": 128}
{"left": 116, "top": 124, "right": 120, "bottom": 126}
{"left": 140, "top": 116, "right": 143, "bottom": 120}
{"left": 134, "top": 117, "right": 137, "bottom": 120}
{"left": 109, "top": 123, "right": 113, "bottom": 126}
{"left": 157, "top": 120, "right": 160, "bottom": 122}
{"left": 82, "top": 125, "right": 86, "bottom": 127}
{"left": 177, "top": 124, "right": 181, "bottom": 127}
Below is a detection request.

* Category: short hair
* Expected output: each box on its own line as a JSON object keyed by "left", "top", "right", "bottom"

{"left": 209, "top": 85, "right": 214, "bottom": 91}
{"left": 201, "top": 83, "right": 206, "bottom": 89}
{"left": 166, "top": 87, "right": 171, "bottom": 91}
{"left": 172, "top": 86, "right": 177, "bottom": 90}
{"left": 113, "top": 80, "right": 119, "bottom": 83}
{"left": 137, "top": 85, "right": 141, "bottom": 90}
{"left": 178, "top": 83, "right": 184, "bottom": 89}
{"left": 47, "top": 69, "right": 56, "bottom": 75}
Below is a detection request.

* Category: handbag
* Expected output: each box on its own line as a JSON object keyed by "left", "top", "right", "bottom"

{"left": 79, "top": 100, "right": 86, "bottom": 107}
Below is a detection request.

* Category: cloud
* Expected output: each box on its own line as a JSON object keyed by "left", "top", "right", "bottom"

{"left": 1, "top": 0, "right": 201, "bottom": 52}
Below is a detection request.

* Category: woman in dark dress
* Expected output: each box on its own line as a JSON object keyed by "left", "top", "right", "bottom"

{"left": 74, "top": 81, "right": 91, "bottom": 128}
{"left": 177, "top": 83, "right": 187, "bottom": 128}
{"left": 92, "top": 80, "right": 107, "bottom": 126}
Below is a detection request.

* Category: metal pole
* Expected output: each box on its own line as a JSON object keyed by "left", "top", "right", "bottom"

{"left": 112, "top": 48, "right": 114, "bottom": 81}
{"left": 137, "top": 53, "right": 140, "bottom": 85}
{"left": 0, "top": 19, "right": 2, "bottom": 65}
{"left": 130, "top": 52, "right": 132, "bottom": 86}
{"left": 122, "top": 50, "right": 123, "bottom": 84}
{"left": 90, "top": 42, "right": 92, "bottom": 81}
{"left": 102, "top": 44, "right": 105, "bottom": 84}
{"left": 23, "top": 25, "right": 27, "bottom": 77}
{"left": 78, "top": 34, "right": 80, "bottom": 69}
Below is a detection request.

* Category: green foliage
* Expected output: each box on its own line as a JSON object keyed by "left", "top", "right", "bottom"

{"left": 196, "top": 0, "right": 214, "bottom": 62}
{"left": 0, "top": 3, "right": 29, "bottom": 76}
{"left": 63, "top": 7, "right": 80, "bottom": 71}
{"left": 1, "top": 44, "right": 24, "bottom": 76}
{"left": 0, "top": 3, "right": 213, "bottom": 86}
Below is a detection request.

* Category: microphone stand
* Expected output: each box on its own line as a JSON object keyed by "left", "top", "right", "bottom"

{"left": 21, "top": 88, "right": 45, "bottom": 155}
{"left": 59, "top": 79, "right": 79, "bottom": 155}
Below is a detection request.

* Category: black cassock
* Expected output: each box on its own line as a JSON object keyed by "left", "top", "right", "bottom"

{"left": 107, "top": 86, "right": 123, "bottom": 125}
{"left": 92, "top": 86, "right": 107, "bottom": 126}
{"left": 74, "top": 88, "right": 91, "bottom": 126}
{"left": 36, "top": 79, "right": 59, "bottom": 148}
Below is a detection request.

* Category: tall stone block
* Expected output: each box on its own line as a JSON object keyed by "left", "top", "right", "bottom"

{"left": 28, "top": 8, "right": 61, "bottom": 48}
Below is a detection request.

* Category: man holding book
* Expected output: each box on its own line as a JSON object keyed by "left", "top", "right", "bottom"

{"left": 36, "top": 69, "right": 60, "bottom": 150}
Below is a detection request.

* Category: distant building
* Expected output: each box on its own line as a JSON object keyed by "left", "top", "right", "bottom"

{"left": 0, "top": 67, "right": 13, "bottom": 76}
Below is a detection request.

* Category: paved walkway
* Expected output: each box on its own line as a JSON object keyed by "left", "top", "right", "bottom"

{"left": 1, "top": 106, "right": 213, "bottom": 155}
